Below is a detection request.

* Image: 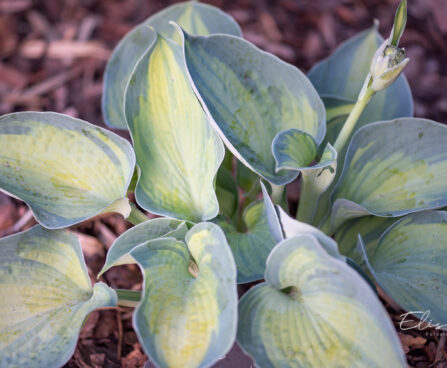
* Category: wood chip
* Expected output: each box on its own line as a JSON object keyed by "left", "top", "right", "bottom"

{"left": 399, "top": 333, "right": 427, "bottom": 353}
{"left": 19, "top": 40, "right": 110, "bottom": 60}
{"left": 74, "top": 231, "right": 105, "bottom": 258}
{"left": 0, "top": 0, "right": 31, "bottom": 14}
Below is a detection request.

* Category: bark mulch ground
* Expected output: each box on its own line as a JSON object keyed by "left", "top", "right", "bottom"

{"left": 1, "top": 0, "right": 446, "bottom": 367}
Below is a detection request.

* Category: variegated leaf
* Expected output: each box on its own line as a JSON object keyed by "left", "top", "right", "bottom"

{"left": 335, "top": 216, "right": 397, "bottom": 265}
{"left": 179, "top": 27, "right": 326, "bottom": 185}
{"left": 359, "top": 211, "right": 447, "bottom": 329}
{"left": 321, "top": 96, "right": 355, "bottom": 145}
{"left": 331, "top": 118, "right": 447, "bottom": 231}
{"left": 125, "top": 34, "right": 224, "bottom": 222}
{"left": 0, "top": 112, "right": 135, "bottom": 229}
{"left": 99, "top": 218, "right": 188, "bottom": 275}
{"left": 0, "top": 226, "right": 117, "bottom": 367}
{"left": 237, "top": 235, "right": 406, "bottom": 367}
{"left": 103, "top": 0, "right": 242, "bottom": 129}
{"left": 132, "top": 223, "right": 237, "bottom": 368}
{"left": 215, "top": 201, "right": 277, "bottom": 283}
{"left": 261, "top": 181, "right": 343, "bottom": 261}
{"left": 309, "top": 25, "right": 413, "bottom": 228}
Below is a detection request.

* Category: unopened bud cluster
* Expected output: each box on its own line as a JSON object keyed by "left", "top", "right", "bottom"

{"left": 369, "top": 40, "right": 409, "bottom": 92}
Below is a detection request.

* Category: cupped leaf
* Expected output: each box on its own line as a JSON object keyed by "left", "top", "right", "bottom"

{"left": 0, "top": 226, "right": 117, "bottom": 367}
{"left": 308, "top": 25, "right": 413, "bottom": 140}
{"left": 237, "top": 235, "right": 406, "bottom": 367}
{"left": 300, "top": 143, "right": 337, "bottom": 192}
{"left": 125, "top": 34, "right": 224, "bottom": 222}
{"left": 179, "top": 27, "right": 326, "bottom": 185}
{"left": 215, "top": 201, "right": 277, "bottom": 283}
{"left": 103, "top": 1, "right": 242, "bottom": 129}
{"left": 293, "top": 143, "right": 337, "bottom": 224}
{"left": 359, "top": 210, "right": 447, "bottom": 328}
{"left": 99, "top": 218, "right": 188, "bottom": 275}
{"left": 335, "top": 216, "right": 397, "bottom": 265}
{"left": 132, "top": 222, "right": 237, "bottom": 368}
{"left": 272, "top": 129, "right": 318, "bottom": 171}
{"left": 331, "top": 118, "right": 447, "bottom": 231}
{"left": 0, "top": 112, "right": 135, "bottom": 229}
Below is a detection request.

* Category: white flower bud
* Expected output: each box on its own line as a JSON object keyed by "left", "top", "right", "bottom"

{"left": 369, "top": 40, "right": 409, "bottom": 92}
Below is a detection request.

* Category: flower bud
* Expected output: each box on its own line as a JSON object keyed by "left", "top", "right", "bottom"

{"left": 369, "top": 40, "right": 409, "bottom": 92}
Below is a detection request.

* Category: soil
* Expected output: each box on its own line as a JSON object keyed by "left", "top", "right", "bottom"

{"left": 0, "top": 0, "right": 446, "bottom": 367}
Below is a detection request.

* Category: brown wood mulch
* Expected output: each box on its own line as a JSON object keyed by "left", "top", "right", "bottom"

{"left": 1, "top": 0, "right": 446, "bottom": 367}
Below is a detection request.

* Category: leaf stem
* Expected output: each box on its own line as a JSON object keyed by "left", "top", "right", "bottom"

{"left": 127, "top": 202, "right": 149, "bottom": 225}
{"left": 270, "top": 183, "right": 287, "bottom": 211}
{"left": 116, "top": 289, "right": 141, "bottom": 308}
{"left": 296, "top": 173, "right": 318, "bottom": 223}
{"left": 333, "top": 85, "right": 375, "bottom": 153}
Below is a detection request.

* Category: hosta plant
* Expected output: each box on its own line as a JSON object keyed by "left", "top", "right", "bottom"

{"left": 1, "top": 1, "right": 447, "bottom": 367}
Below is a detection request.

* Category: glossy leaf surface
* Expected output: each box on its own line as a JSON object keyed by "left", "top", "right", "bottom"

{"left": 332, "top": 118, "right": 447, "bottom": 230}
{"left": 132, "top": 223, "right": 237, "bottom": 368}
{"left": 237, "top": 235, "right": 406, "bottom": 367}
{"left": 103, "top": 0, "right": 242, "bottom": 129}
{"left": 180, "top": 28, "right": 325, "bottom": 185}
{"left": 0, "top": 226, "right": 117, "bottom": 367}
{"left": 0, "top": 112, "right": 135, "bottom": 229}
{"left": 359, "top": 211, "right": 447, "bottom": 328}
{"left": 125, "top": 35, "right": 224, "bottom": 221}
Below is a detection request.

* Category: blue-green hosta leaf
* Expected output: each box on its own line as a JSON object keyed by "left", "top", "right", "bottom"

{"left": 309, "top": 26, "right": 413, "bottom": 228}
{"left": 323, "top": 96, "right": 356, "bottom": 122}
{"left": 125, "top": 34, "right": 224, "bottom": 222}
{"left": 301, "top": 144, "right": 337, "bottom": 193}
{"left": 103, "top": 1, "right": 242, "bottom": 129}
{"left": 179, "top": 27, "right": 326, "bottom": 185}
{"left": 99, "top": 218, "right": 188, "bottom": 275}
{"left": 0, "top": 226, "right": 117, "bottom": 367}
{"left": 335, "top": 216, "right": 397, "bottom": 265}
{"left": 308, "top": 25, "right": 413, "bottom": 139}
{"left": 216, "top": 166, "right": 239, "bottom": 218}
{"left": 272, "top": 129, "right": 318, "bottom": 171}
{"left": 359, "top": 211, "right": 447, "bottom": 328}
{"left": 0, "top": 112, "right": 135, "bottom": 229}
{"left": 237, "top": 160, "right": 261, "bottom": 195}
{"left": 260, "top": 181, "right": 284, "bottom": 243}
{"left": 277, "top": 205, "right": 343, "bottom": 261}
{"left": 215, "top": 201, "right": 277, "bottom": 283}
{"left": 260, "top": 181, "right": 343, "bottom": 261}
{"left": 292, "top": 143, "right": 337, "bottom": 224}
{"left": 331, "top": 118, "right": 447, "bottom": 231}
{"left": 132, "top": 223, "right": 237, "bottom": 368}
{"left": 321, "top": 96, "right": 356, "bottom": 145}
{"left": 237, "top": 235, "right": 406, "bottom": 367}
